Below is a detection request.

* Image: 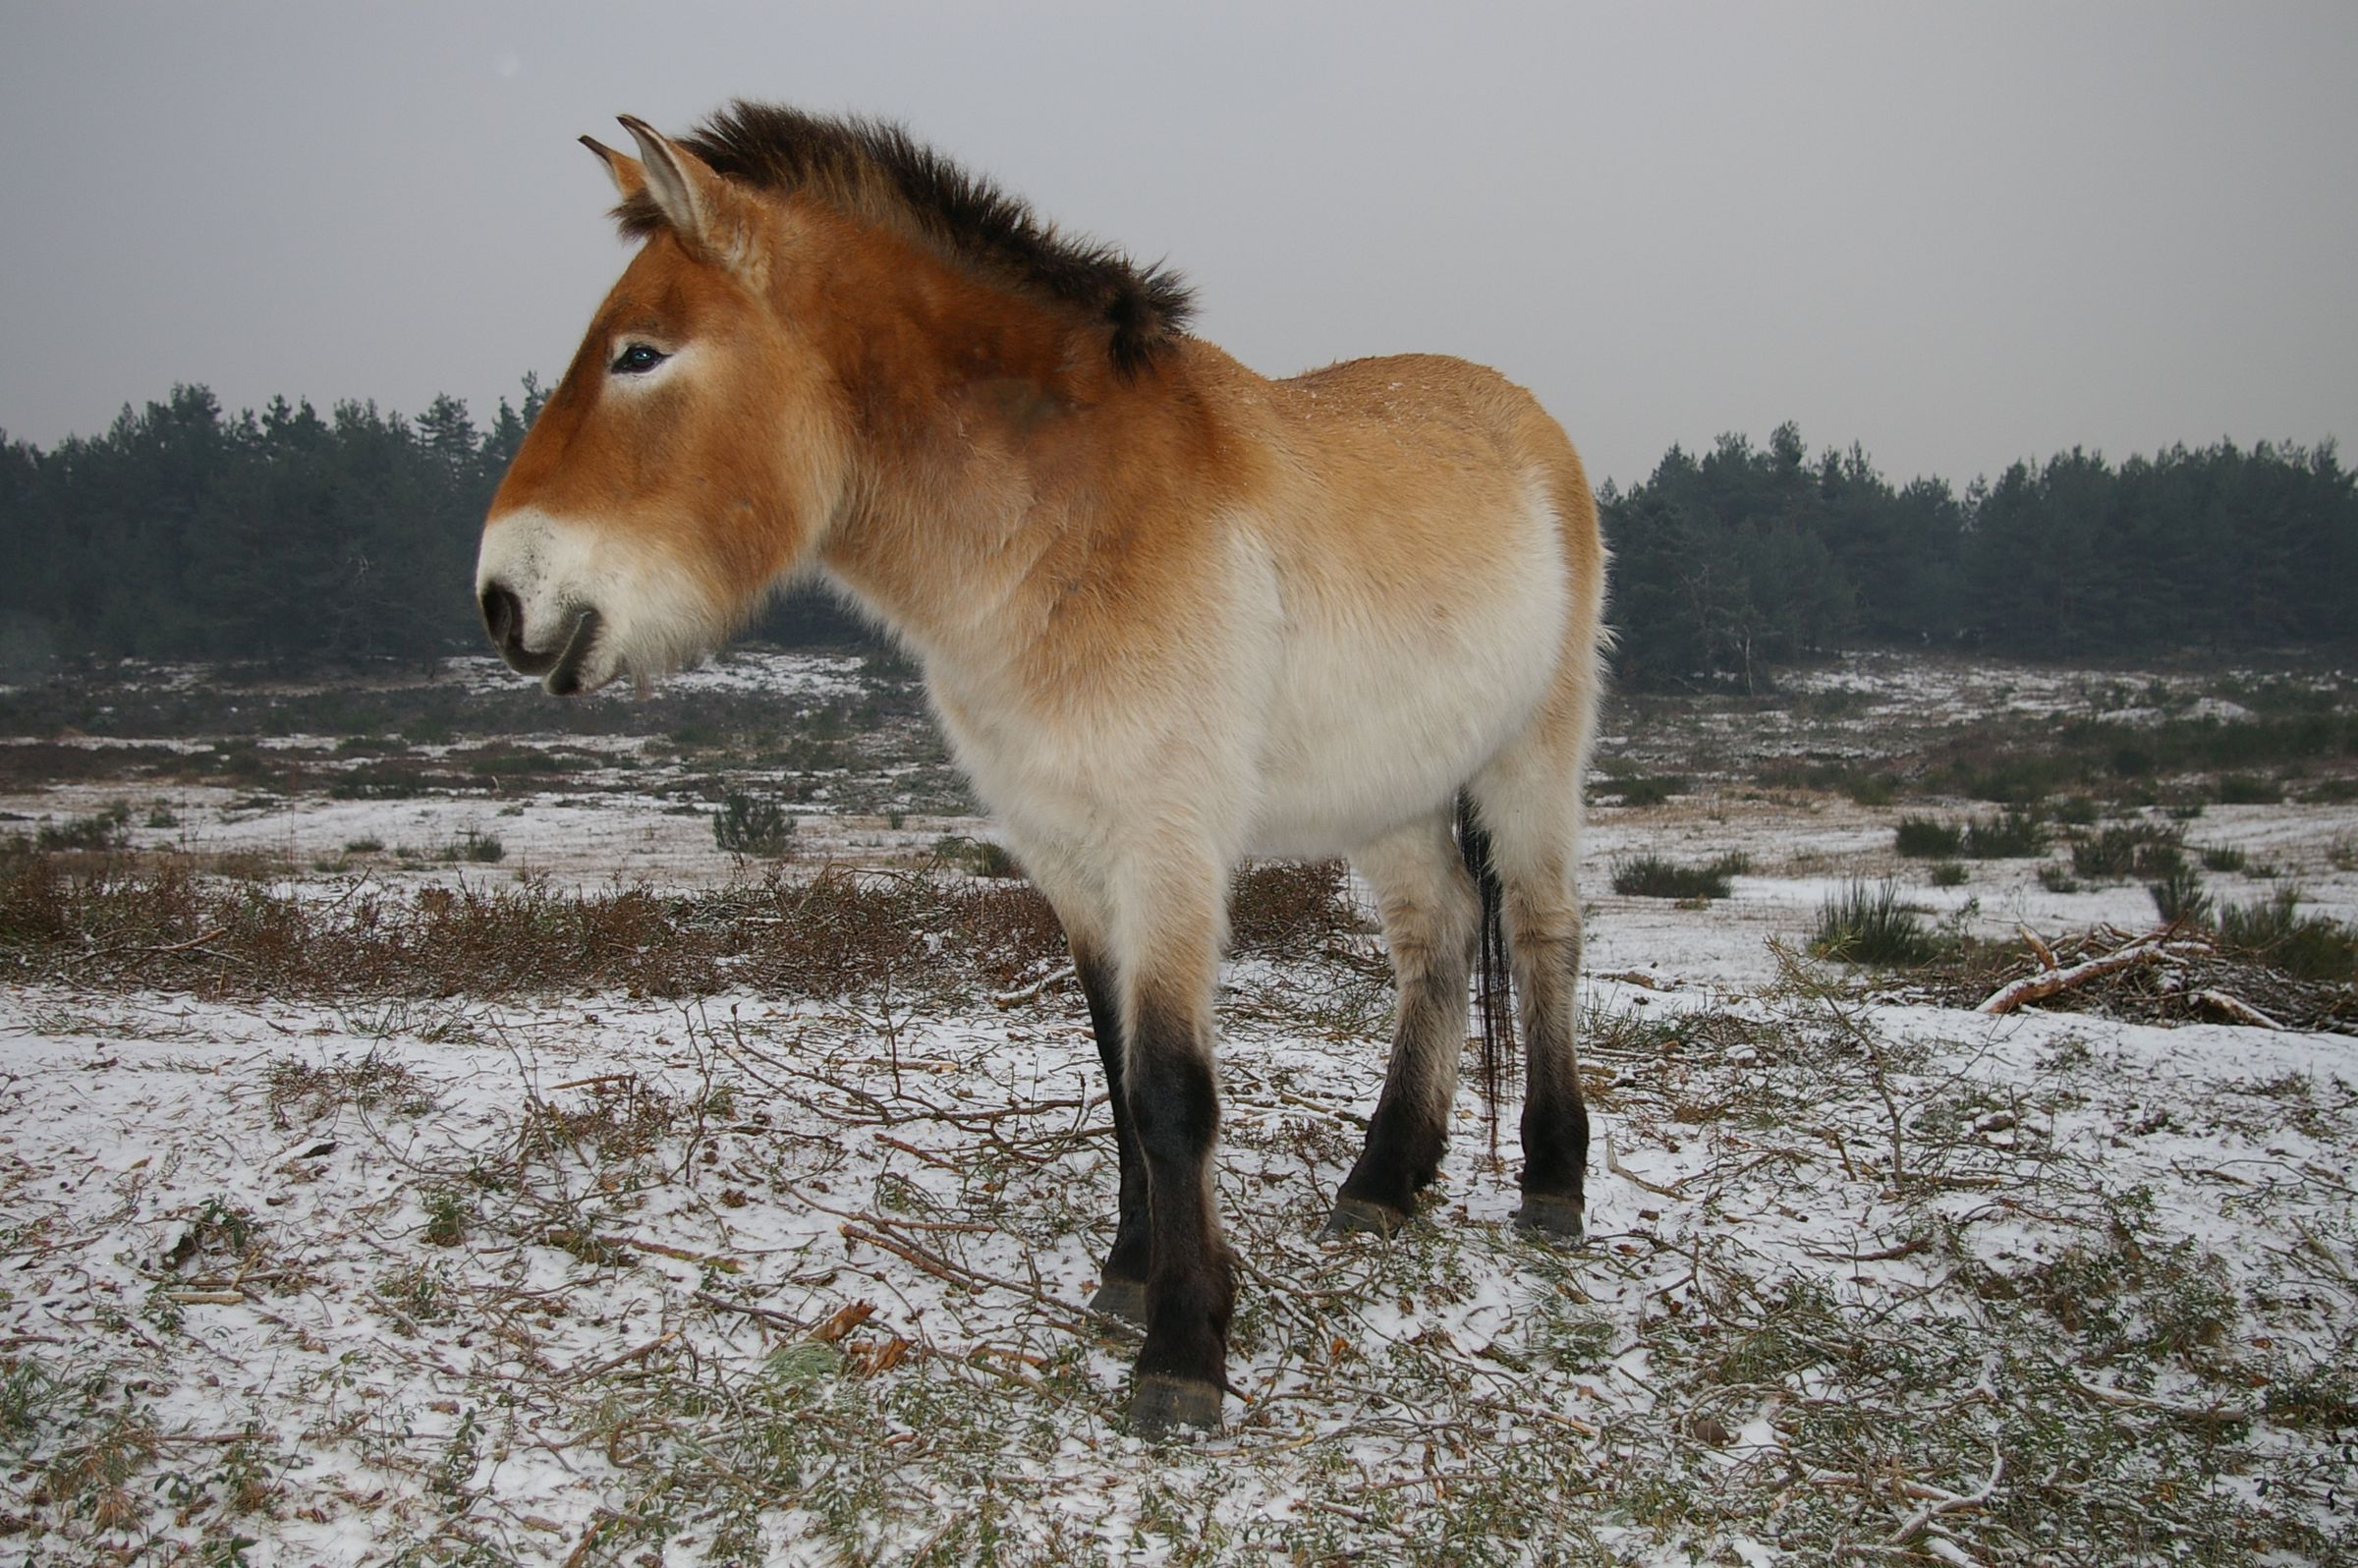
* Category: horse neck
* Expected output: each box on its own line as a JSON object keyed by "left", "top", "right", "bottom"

{"left": 807, "top": 250, "right": 1189, "bottom": 670}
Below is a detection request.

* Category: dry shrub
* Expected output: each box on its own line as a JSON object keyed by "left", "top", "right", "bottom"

{"left": 0, "top": 743, "right": 187, "bottom": 788}
{"left": 739, "top": 868, "right": 935, "bottom": 995}
{"left": 956, "top": 880, "right": 1066, "bottom": 986}
{"left": 0, "top": 852, "right": 1066, "bottom": 1003}
{"left": 266, "top": 1053, "right": 434, "bottom": 1125}
{"left": 0, "top": 853, "right": 210, "bottom": 949}
{"left": 742, "top": 867, "right": 1064, "bottom": 992}
{"left": 520, "top": 1078, "right": 680, "bottom": 1163}
{"left": 1229, "top": 860, "right": 1360, "bottom": 957}
{"left": 396, "top": 879, "right": 712, "bottom": 996}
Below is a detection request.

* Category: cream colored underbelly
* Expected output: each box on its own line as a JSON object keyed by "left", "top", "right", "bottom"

{"left": 1244, "top": 582, "right": 1568, "bottom": 858}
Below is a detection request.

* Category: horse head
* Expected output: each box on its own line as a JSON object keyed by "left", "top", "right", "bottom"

{"left": 476, "top": 118, "right": 850, "bottom": 695}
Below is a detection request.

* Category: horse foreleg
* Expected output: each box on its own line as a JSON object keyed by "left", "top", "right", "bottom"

{"left": 1115, "top": 862, "right": 1234, "bottom": 1435}
{"left": 1070, "top": 940, "right": 1151, "bottom": 1321}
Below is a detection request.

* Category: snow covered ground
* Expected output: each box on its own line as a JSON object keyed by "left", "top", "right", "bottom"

{"left": 3, "top": 652, "right": 2354, "bottom": 1563}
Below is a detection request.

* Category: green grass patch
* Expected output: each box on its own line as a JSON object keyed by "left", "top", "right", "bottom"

{"left": 35, "top": 801, "right": 132, "bottom": 853}
{"left": 1961, "top": 809, "right": 2047, "bottom": 859}
{"left": 2070, "top": 821, "right": 2185, "bottom": 880}
{"left": 712, "top": 789, "right": 797, "bottom": 857}
{"left": 1898, "top": 811, "right": 2044, "bottom": 861}
{"left": 1811, "top": 879, "right": 1940, "bottom": 966}
{"left": 2216, "top": 889, "right": 2358, "bottom": 983}
{"left": 2147, "top": 864, "right": 2213, "bottom": 927}
{"left": 2052, "top": 795, "right": 2101, "bottom": 826}
{"left": 1611, "top": 853, "right": 1751, "bottom": 900}
{"left": 447, "top": 827, "right": 505, "bottom": 864}
{"left": 1755, "top": 760, "right": 1895, "bottom": 805}
{"left": 2197, "top": 843, "right": 2247, "bottom": 873}
{"left": 1598, "top": 772, "right": 1686, "bottom": 807}
{"left": 1893, "top": 816, "right": 1962, "bottom": 859}
{"left": 932, "top": 834, "right": 1021, "bottom": 879}
{"left": 2217, "top": 773, "right": 2283, "bottom": 805}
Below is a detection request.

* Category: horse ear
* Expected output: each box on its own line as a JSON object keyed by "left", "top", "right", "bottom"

{"left": 580, "top": 136, "right": 646, "bottom": 201}
{"left": 616, "top": 115, "right": 731, "bottom": 253}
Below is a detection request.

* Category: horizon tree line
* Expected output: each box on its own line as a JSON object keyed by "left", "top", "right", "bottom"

{"left": 2, "top": 386, "right": 2349, "bottom": 689}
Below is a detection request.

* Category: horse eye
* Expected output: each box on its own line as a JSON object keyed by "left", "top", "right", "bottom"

{"left": 611, "top": 344, "right": 668, "bottom": 375}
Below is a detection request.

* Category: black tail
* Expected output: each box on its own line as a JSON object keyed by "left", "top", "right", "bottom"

{"left": 1456, "top": 791, "right": 1514, "bottom": 1150}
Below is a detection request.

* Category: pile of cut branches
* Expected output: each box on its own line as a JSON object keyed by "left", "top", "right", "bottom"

{"left": 1964, "top": 922, "right": 2358, "bottom": 1035}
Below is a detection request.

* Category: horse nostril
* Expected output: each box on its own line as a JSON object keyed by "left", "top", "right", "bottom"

{"left": 481, "top": 584, "right": 523, "bottom": 649}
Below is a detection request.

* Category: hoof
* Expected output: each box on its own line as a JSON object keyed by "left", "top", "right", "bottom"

{"left": 1320, "top": 1196, "right": 1411, "bottom": 1239}
{"left": 1090, "top": 1277, "right": 1147, "bottom": 1323}
{"left": 1128, "top": 1374, "right": 1222, "bottom": 1437}
{"left": 1513, "top": 1193, "right": 1587, "bottom": 1245}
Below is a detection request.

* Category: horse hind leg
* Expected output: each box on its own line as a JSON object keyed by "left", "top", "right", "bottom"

{"left": 1326, "top": 811, "right": 1479, "bottom": 1236}
{"left": 1470, "top": 716, "right": 1596, "bottom": 1243}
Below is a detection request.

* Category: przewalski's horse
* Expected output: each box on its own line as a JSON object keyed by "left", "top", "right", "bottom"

{"left": 476, "top": 104, "right": 1607, "bottom": 1435}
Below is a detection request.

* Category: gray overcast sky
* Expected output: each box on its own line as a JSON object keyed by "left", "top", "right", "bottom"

{"left": 3, "top": 1, "right": 2353, "bottom": 489}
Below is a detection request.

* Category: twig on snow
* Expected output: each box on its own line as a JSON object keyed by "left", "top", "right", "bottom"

{"left": 990, "top": 963, "right": 1077, "bottom": 1008}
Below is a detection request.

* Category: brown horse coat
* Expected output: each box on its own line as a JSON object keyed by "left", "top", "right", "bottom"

{"left": 477, "top": 104, "right": 1606, "bottom": 1433}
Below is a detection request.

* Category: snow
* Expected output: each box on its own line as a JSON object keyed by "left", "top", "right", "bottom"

{"left": 441, "top": 647, "right": 870, "bottom": 702}
{"left": 4, "top": 650, "right": 2354, "bottom": 1561}
{"left": 9, "top": 958, "right": 2349, "bottom": 1558}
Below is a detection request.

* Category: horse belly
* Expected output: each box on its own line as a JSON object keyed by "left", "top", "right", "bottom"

{"left": 1245, "top": 570, "right": 1567, "bottom": 859}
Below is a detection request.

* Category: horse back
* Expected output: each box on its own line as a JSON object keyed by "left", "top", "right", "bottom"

{"left": 1213, "top": 349, "right": 1599, "bottom": 612}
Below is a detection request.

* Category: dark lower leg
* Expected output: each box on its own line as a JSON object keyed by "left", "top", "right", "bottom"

{"left": 1074, "top": 946, "right": 1150, "bottom": 1314}
{"left": 1332, "top": 979, "right": 1461, "bottom": 1227}
{"left": 1329, "top": 823, "right": 1476, "bottom": 1235}
{"left": 1512, "top": 916, "right": 1590, "bottom": 1238}
{"left": 1125, "top": 994, "right": 1233, "bottom": 1428}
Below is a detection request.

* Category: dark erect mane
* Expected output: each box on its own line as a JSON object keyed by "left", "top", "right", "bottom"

{"left": 618, "top": 101, "right": 1195, "bottom": 377}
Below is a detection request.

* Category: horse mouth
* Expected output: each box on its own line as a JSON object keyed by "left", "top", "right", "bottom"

{"left": 486, "top": 595, "right": 607, "bottom": 696}
{"left": 541, "top": 606, "right": 607, "bottom": 696}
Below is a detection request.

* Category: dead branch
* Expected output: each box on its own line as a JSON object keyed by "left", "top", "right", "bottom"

{"left": 692, "top": 1290, "right": 807, "bottom": 1332}
{"left": 1883, "top": 1443, "right": 2002, "bottom": 1546}
{"left": 1978, "top": 932, "right": 2210, "bottom": 1016}
{"left": 990, "top": 963, "right": 1076, "bottom": 1008}
{"left": 2190, "top": 989, "right": 2282, "bottom": 1030}
{"left": 545, "top": 1073, "right": 639, "bottom": 1092}
{"left": 834, "top": 1222, "right": 1105, "bottom": 1336}
{"left": 1605, "top": 1133, "right": 1686, "bottom": 1199}
{"left": 2069, "top": 1376, "right": 2250, "bottom": 1423}
{"left": 561, "top": 1331, "right": 678, "bottom": 1380}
